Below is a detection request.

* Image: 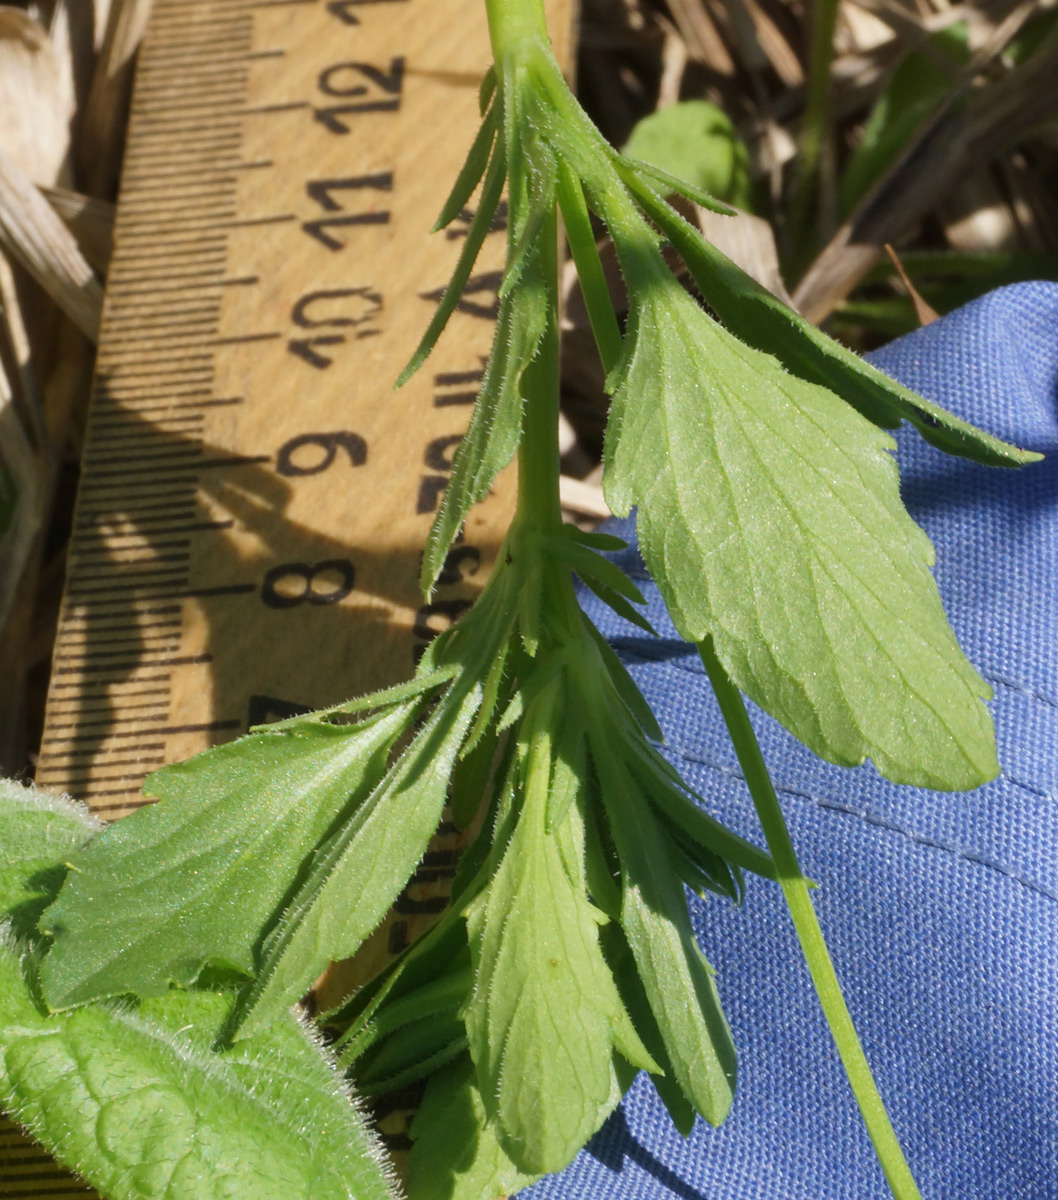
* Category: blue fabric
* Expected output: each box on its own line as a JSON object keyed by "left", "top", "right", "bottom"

{"left": 527, "top": 283, "right": 1058, "bottom": 1200}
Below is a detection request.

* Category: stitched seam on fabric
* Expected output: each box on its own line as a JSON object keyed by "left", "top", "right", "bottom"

{"left": 998, "top": 770, "right": 1058, "bottom": 804}
{"left": 608, "top": 582, "right": 1058, "bottom": 715}
{"left": 984, "top": 671, "right": 1058, "bottom": 714}
{"left": 661, "top": 737, "right": 1058, "bottom": 906}
{"left": 662, "top": 734, "right": 1055, "bottom": 902}
{"left": 613, "top": 643, "right": 1058, "bottom": 805}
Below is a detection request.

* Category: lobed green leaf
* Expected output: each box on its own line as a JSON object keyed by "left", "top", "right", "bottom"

{"left": 257, "top": 665, "right": 458, "bottom": 732}
{"left": 551, "top": 533, "right": 655, "bottom": 635}
{"left": 333, "top": 900, "right": 474, "bottom": 1046}
{"left": 420, "top": 244, "right": 547, "bottom": 593}
{"left": 580, "top": 615, "right": 664, "bottom": 742}
{"left": 527, "top": 43, "right": 1036, "bottom": 468}
{"left": 624, "top": 177, "right": 1039, "bottom": 468}
{"left": 232, "top": 683, "right": 483, "bottom": 1038}
{"left": 0, "top": 782, "right": 99, "bottom": 938}
{"left": 622, "top": 735, "right": 773, "bottom": 885}
{"left": 603, "top": 251, "right": 999, "bottom": 789}
{"left": 463, "top": 753, "right": 653, "bottom": 1173}
{"left": 603, "top": 927, "right": 697, "bottom": 1137}
{"left": 398, "top": 140, "right": 506, "bottom": 389}
{"left": 407, "top": 1055, "right": 543, "bottom": 1200}
{"left": 341, "top": 964, "right": 470, "bottom": 1067}
{"left": 499, "top": 100, "right": 557, "bottom": 300}
{"left": 0, "top": 786, "right": 396, "bottom": 1200}
{"left": 614, "top": 153, "right": 736, "bottom": 217}
{"left": 430, "top": 99, "right": 500, "bottom": 235}
{"left": 0, "top": 961, "right": 396, "bottom": 1200}
{"left": 596, "top": 746, "right": 737, "bottom": 1125}
{"left": 42, "top": 708, "right": 411, "bottom": 1011}
{"left": 545, "top": 711, "right": 588, "bottom": 833}
{"left": 354, "top": 1010, "right": 467, "bottom": 1094}
{"left": 567, "top": 527, "right": 629, "bottom": 552}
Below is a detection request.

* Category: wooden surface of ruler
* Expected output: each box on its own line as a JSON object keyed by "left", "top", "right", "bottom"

{"left": 2, "top": 0, "right": 572, "bottom": 1193}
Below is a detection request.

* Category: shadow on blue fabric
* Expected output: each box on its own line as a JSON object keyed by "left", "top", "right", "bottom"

{"left": 586, "top": 1108, "right": 716, "bottom": 1200}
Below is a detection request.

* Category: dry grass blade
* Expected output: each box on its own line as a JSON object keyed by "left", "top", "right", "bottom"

{"left": 79, "top": 0, "right": 153, "bottom": 196}
{"left": 697, "top": 204, "right": 793, "bottom": 303}
{"left": 560, "top": 474, "right": 611, "bottom": 519}
{"left": 39, "top": 185, "right": 115, "bottom": 274}
{"left": 0, "top": 7, "right": 73, "bottom": 186}
{"left": 0, "top": 254, "right": 47, "bottom": 761}
{"left": 0, "top": 254, "right": 45, "bottom": 451}
{"left": 884, "top": 243, "right": 939, "bottom": 324}
{"left": 658, "top": 16, "right": 692, "bottom": 105}
{"left": 794, "top": 39, "right": 1058, "bottom": 322}
{"left": 736, "top": 0, "right": 804, "bottom": 87}
{"left": 665, "top": 0, "right": 736, "bottom": 75}
{"left": 48, "top": 0, "right": 102, "bottom": 115}
{"left": 0, "top": 144, "right": 102, "bottom": 341}
{"left": 0, "top": 364, "right": 42, "bottom": 625}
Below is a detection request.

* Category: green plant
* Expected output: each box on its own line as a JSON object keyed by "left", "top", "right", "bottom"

{"left": 0, "top": 1, "right": 1039, "bottom": 1198}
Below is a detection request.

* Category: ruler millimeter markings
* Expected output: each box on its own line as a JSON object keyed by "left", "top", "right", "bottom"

{"left": 33, "top": 0, "right": 581, "bottom": 808}
{"left": 8, "top": 0, "right": 574, "bottom": 1194}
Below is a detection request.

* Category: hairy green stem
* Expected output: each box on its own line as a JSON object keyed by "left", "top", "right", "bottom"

{"left": 514, "top": 208, "right": 563, "bottom": 534}
{"left": 698, "top": 637, "right": 922, "bottom": 1200}
{"left": 485, "top": 0, "right": 549, "bottom": 61}
{"left": 484, "top": 0, "right": 562, "bottom": 539}
{"left": 510, "top": 206, "right": 592, "bottom": 652}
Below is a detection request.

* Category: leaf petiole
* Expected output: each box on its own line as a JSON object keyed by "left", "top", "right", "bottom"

{"left": 698, "top": 635, "right": 923, "bottom": 1200}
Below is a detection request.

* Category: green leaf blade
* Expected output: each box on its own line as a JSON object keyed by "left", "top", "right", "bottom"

{"left": 42, "top": 710, "right": 408, "bottom": 1011}
{"left": 604, "top": 272, "right": 998, "bottom": 790}
{"left": 407, "top": 1055, "right": 543, "bottom": 1200}
{"left": 603, "top": 927, "right": 697, "bottom": 1137}
{"left": 398, "top": 140, "right": 506, "bottom": 388}
{"left": 420, "top": 250, "right": 547, "bottom": 593}
{"left": 624, "top": 182, "right": 1039, "bottom": 468}
{"left": 581, "top": 615, "right": 664, "bottom": 742}
{"left": 463, "top": 779, "right": 648, "bottom": 1174}
{"left": 0, "top": 966, "right": 396, "bottom": 1200}
{"left": 596, "top": 750, "right": 737, "bottom": 1126}
{"left": 233, "top": 684, "right": 482, "bottom": 1039}
{"left": 620, "top": 99, "right": 751, "bottom": 211}
{"left": 0, "top": 783, "right": 99, "bottom": 937}
{"left": 617, "top": 876, "right": 736, "bottom": 1127}
{"left": 431, "top": 100, "right": 500, "bottom": 235}
{"left": 0, "top": 789, "right": 395, "bottom": 1200}
{"left": 623, "top": 739, "right": 774, "bottom": 883}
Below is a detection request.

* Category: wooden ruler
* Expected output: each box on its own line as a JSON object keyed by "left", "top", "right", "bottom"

{"left": 2, "top": 0, "right": 572, "bottom": 1193}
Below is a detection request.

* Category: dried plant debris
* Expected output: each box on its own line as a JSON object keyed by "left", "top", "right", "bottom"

{"left": 0, "top": 0, "right": 143, "bottom": 777}
{"left": 0, "top": 146, "right": 102, "bottom": 341}
{"left": 79, "top": 0, "right": 153, "bottom": 195}
{"left": 0, "top": 7, "right": 74, "bottom": 187}
{"left": 576, "top": 0, "right": 1058, "bottom": 322}
{"left": 39, "top": 186, "right": 115, "bottom": 274}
